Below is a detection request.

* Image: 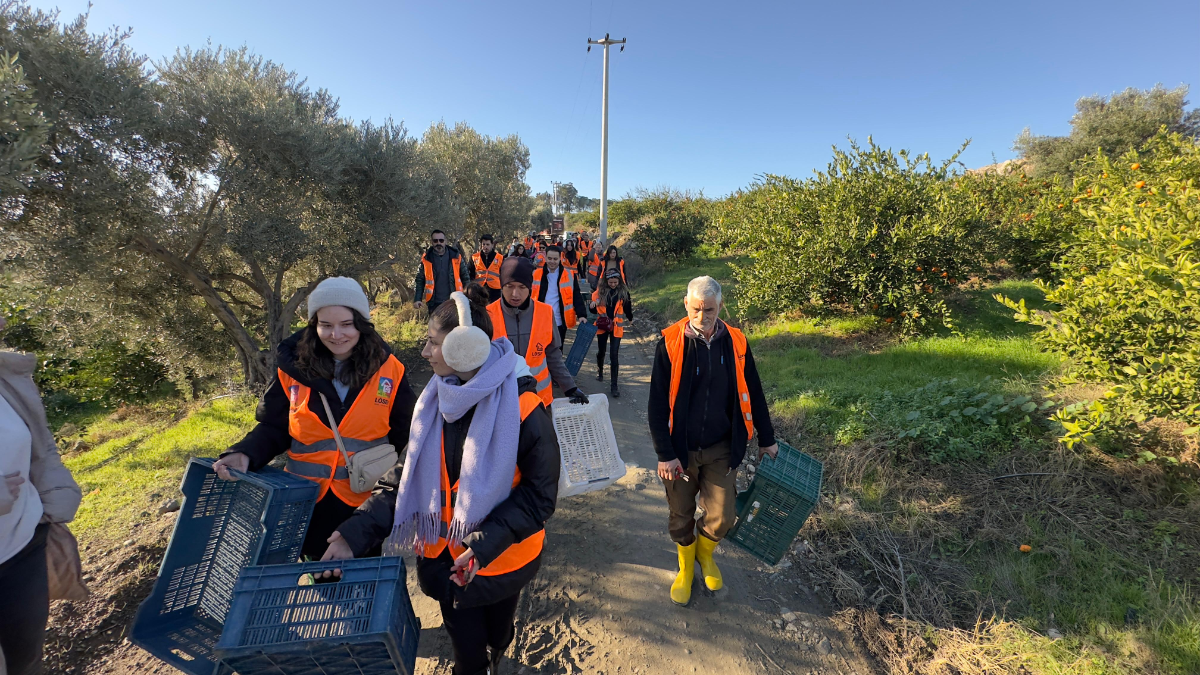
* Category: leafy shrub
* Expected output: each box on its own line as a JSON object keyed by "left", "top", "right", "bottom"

{"left": 999, "top": 130, "right": 1200, "bottom": 428}
{"left": 713, "top": 139, "right": 994, "bottom": 333}
{"left": 1, "top": 300, "right": 172, "bottom": 412}
{"left": 856, "top": 378, "right": 1051, "bottom": 463}
{"left": 959, "top": 170, "right": 1076, "bottom": 278}
{"left": 630, "top": 199, "right": 707, "bottom": 266}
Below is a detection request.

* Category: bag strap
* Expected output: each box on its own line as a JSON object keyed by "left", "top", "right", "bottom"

{"left": 318, "top": 392, "right": 354, "bottom": 469}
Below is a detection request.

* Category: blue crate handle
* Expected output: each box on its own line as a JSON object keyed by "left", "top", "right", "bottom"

{"left": 233, "top": 557, "right": 405, "bottom": 592}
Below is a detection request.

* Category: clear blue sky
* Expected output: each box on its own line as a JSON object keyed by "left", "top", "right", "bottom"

{"left": 29, "top": 0, "right": 1200, "bottom": 199}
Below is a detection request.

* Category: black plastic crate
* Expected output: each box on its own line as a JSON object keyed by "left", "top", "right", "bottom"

{"left": 215, "top": 557, "right": 419, "bottom": 675}
{"left": 130, "top": 458, "right": 318, "bottom": 675}
{"left": 728, "top": 441, "right": 823, "bottom": 565}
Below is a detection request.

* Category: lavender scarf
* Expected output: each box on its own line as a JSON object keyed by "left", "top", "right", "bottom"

{"left": 387, "top": 338, "right": 521, "bottom": 555}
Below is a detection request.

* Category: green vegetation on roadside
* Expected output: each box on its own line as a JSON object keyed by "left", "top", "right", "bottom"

{"left": 63, "top": 397, "right": 258, "bottom": 540}
{"left": 633, "top": 258, "right": 1200, "bottom": 675}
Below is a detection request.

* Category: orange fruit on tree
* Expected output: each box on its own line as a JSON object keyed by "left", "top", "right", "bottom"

{"left": 884, "top": 317, "right": 894, "bottom": 324}
{"left": 1131, "top": 163, "right": 1140, "bottom": 170}
{"left": 1020, "top": 544, "right": 1032, "bottom": 553}
{"left": 1135, "top": 181, "right": 1146, "bottom": 188}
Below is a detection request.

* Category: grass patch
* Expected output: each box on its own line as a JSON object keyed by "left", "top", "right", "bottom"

{"left": 633, "top": 255, "right": 749, "bottom": 322}
{"left": 65, "top": 396, "right": 258, "bottom": 540}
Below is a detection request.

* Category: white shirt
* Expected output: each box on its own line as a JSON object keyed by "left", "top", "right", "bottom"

{"left": 0, "top": 393, "right": 41, "bottom": 564}
{"left": 544, "top": 267, "right": 563, "bottom": 326}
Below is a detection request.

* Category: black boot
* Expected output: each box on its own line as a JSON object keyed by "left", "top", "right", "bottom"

{"left": 610, "top": 363, "right": 620, "bottom": 398}
{"left": 597, "top": 359, "right": 605, "bottom": 381}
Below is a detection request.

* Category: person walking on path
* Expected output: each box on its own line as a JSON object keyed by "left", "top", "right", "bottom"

{"left": 531, "top": 245, "right": 588, "bottom": 345}
{"left": 215, "top": 277, "right": 417, "bottom": 560}
{"left": 561, "top": 239, "right": 582, "bottom": 280}
{"left": 584, "top": 240, "right": 605, "bottom": 291}
{"left": 591, "top": 270, "right": 632, "bottom": 399}
{"left": 0, "top": 316, "right": 83, "bottom": 675}
{"left": 414, "top": 230, "right": 470, "bottom": 312}
{"left": 591, "top": 245, "right": 627, "bottom": 302}
{"left": 325, "top": 285, "right": 560, "bottom": 675}
{"left": 489, "top": 257, "right": 589, "bottom": 407}
{"left": 468, "top": 234, "right": 503, "bottom": 303}
{"left": 646, "top": 276, "right": 778, "bottom": 606}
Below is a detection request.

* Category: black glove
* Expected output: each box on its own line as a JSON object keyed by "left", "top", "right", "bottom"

{"left": 567, "top": 388, "right": 589, "bottom": 405}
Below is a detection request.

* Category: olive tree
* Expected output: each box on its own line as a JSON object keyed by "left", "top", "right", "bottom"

{"left": 2, "top": 5, "right": 456, "bottom": 388}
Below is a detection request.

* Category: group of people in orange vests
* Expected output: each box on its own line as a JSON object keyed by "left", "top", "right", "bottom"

{"left": 202, "top": 229, "right": 776, "bottom": 675}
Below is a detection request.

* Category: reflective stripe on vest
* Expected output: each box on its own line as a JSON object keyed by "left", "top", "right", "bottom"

{"left": 423, "top": 254, "right": 464, "bottom": 302}
{"left": 662, "top": 318, "right": 754, "bottom": 438}
{"left": 597, "top": 297, "right": 626, "bottom": 339}
{"left": 422, "top": 391, "right": 546, "bottom": 576}
{"left": 487, "top": 299, "right": 555, "bottom": 405}
{"left": 279, "top": 355, "right": 405, "bottom": 507}
{"left": 472, "top": 252, "right": 502, "bottom": 290}
{"left": 531, "top": 267, "right": 577, "bottom": 326}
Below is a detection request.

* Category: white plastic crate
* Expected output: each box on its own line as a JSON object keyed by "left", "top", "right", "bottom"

{"left": 551, "top": 393, "right": 626, "bottom": 497}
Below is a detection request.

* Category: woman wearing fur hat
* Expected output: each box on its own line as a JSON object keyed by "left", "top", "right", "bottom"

{"left": 213, "top": 277, "right": 417, "bottom": 560}
{"left": 326, "top": 283, "right": 560, "bottom": 675}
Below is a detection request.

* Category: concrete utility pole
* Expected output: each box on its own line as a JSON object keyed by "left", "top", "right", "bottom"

{"left": 587, "top": 33, "right": 625, "bottom": 246}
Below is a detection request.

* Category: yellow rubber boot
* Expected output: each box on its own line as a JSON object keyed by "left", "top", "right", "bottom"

{"left": 670, "top": 541, "right": 697, "bottom": 606}
{"left": 695, "top": 535, "right": 724, "bottom": 591}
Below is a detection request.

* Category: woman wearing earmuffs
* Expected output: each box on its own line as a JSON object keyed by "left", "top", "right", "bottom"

{"left": 213, "top": 277, "right": 418, "bottom": 560}
{"left": 326, "top": 283, "right": 559, "bottom": 675}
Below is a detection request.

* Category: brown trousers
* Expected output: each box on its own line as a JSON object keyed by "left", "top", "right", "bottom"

{"left": 663, "top": 441, "right": 737, "bottom": 546}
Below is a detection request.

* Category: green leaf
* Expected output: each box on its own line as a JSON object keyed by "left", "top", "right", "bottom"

{"left": 1021, "top": 402, "right": 1038, "bottom": 413}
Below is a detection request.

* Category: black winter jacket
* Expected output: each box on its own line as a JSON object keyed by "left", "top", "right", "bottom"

{"left": 336, "top": 376, "right": 560, "bottom": 609}
{"left": 647, "top": 320, "right": 775, "bottom": 471}
{"left": 226, "top": 331, "right": 418, "bottom": 471}
{"left": 535, "top": 264, "right": 588, "bottom": 324}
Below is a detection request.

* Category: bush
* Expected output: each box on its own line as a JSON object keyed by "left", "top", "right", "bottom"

{"left": 1, "top": 300, "right": 172, "bottom": 413}
{"left": 999, "top": 130, "right": 1200, "bottom": 428}
{"left": 629, "top": 199, "right": 707, "bottom": 266}
{"left": 713, "top": 139, "right": 994, "bottom": 333}
{"left": 959, "top": 170, "right": 1076, "bottom": 278}
{"left": 844, "top": 378, "right": 1051, "bottom": 463}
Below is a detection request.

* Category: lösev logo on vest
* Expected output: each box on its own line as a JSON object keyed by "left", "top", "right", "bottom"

{"left": 375, "top": 376, "right": 394, "bottom": 405}
{"left": 532, "top": 342, "right": 545, "bottom": 360}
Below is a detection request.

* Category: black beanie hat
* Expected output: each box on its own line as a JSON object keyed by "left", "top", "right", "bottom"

{"left": 500, "top": 255, "right": 534, "bottom": 289}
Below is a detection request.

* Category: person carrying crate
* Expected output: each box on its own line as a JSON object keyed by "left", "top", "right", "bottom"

{"left": 324, "top": 285, "right": 560, "bottom": 675}
{"left": 647, "top": 276, "right": 778, "bottom": 606}
{"left": 488, "top": 256, "right": 589, "bottom": 407}
{"left": 213, "top": 277, "right": 418, "bottom": 561}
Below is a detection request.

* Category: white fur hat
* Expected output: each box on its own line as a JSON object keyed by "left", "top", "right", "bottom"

{"left": 441, "top": 292, "right": 491, "bottom": 372}
{"left": 307, "top": 277, "right": 371, "bottom": 321}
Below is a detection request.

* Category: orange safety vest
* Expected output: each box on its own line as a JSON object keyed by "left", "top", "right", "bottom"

{"left": 578, "top": 240, "right": 592, "bottom": 260}
{"left": 533, "top": 249, "right": 546, "bottom": 267}
{"left": 591, "top": 259, "right": 627, "bottom": 303}
{"left": 531, "top": 266, "right": 578, "bottom": 326}
{"left": 662, "top": 318, "right": 754, "bottom": 438}
{"left": 422, "top": 253, "right": 464, "bottom": 303}
{"left": 586, "top": 250, "right": 603, "bottom": 287}
{"left": 422, "top": 391, "right": 546, "bottom": 576}
{"left": 487, "top": 299, "right": 555, "bottom": 405}
{"left": 596, "top": 297, "right": 625, "bottom": 339}
{"left": 524, "top": 236, "right": 534, "bottom": 250}
{"left": 472, "top": 251, "right": 502, "bottom": 290}
{"left": 278, "top": 356, "right": 406, "bottom": 507}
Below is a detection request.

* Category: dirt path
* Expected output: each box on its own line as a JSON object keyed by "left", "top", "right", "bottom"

{"left": 411, "top": 325, "right": 879, "bottom": 675}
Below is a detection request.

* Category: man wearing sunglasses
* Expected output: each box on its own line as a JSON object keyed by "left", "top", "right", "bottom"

{"left": 413, "top": 229, "right": 470, "bottom": 312}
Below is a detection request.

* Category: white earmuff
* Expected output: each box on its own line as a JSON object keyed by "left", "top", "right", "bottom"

{"left": 441, "top": 292, "right": 492, "bottom": 372}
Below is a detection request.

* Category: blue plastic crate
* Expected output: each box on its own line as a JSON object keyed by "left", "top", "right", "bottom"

{"left": 215, "top": 557, "right": 419, "bottom": 675}
{"left": 130, "top": 458, "right": 318, "bottom": 675}
{"left": 565, "top": 320, "right": 597, "bottom": 377}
